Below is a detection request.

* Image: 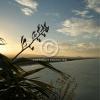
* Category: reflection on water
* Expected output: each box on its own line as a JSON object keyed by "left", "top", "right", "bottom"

{"left": 23, "top": 59, "right": 99, "bottom": 100}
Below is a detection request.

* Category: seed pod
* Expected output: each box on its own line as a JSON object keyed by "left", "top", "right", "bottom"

{"left": 46, "top": 26, "right": 49, "bottom": 32}
{"left": 31, "top": 47, "right": 34, "bottom": 50}
{"left": 44, "top": 22, "right": 46, "bottom": 27}
{"left": 37, "top": 24, "right": 40, "bottom": 32}
{"left": 37, "top": 38, "right": 41, "bottom": 42}
{"left": 42, "top": 33, "right": 46, "bottom": 37}
{"left": 38, "top": 39, "right": 41, "bottom": 42}
{"left": 23, "top": 38, "right": 26, "bottom": 44}
{"left": 21, "top": 35, "right": 24, "bottom": 43}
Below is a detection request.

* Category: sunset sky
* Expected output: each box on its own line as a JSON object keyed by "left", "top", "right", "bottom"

{"left": 0, "top": 0, "right": 100, "bottom": 57}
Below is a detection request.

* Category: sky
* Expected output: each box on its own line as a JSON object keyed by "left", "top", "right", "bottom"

{"left": 0, "top": 0, "right": 100, "bottom": 57}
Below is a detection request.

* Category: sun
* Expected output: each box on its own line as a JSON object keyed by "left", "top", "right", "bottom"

{"left": 0, "top": 45, "right": 6, "bottom": 54}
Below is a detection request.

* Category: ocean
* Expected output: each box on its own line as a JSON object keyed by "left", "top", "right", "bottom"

{"left": 23, "top": 59, "right": 100, "bottom": 100}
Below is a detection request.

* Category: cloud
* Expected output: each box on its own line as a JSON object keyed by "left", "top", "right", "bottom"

{"left": 76, "top": 42, "right": 95, "bottom": 49}
{"left": 59, "top": 43, "right": 73, "bottom": 50}
{"left": 74, "top": 42, "right": 100, "bottom": 56}
{"left": 59, "top": 42, "right": 100, "bottom": 51}
{"left": 85, "top": 0, "right": 100, "bottom": 13}
{"left": 21, "top": 8, "right": 33, "bottom": 15}
{"left": 57, "top": 18, "right": 100, "bottom": 36}
{"left": 72, "top": 10, "right": 93, "bottom": 18}
{"left": 15, "top": 0, "right": 38, "bottom": 15}
{"left": 59, "top": 42, "right": 99, "bottom": 50}
{"left": 15, "top": 0, "right": 38, "bottom": 9}
{"left": 58, "top": 42, "right": 100, "bottom": 57}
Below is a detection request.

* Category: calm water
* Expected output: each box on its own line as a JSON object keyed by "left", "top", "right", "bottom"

{"left": 54, "top": 59, "right": 100, "bottom": 100}
{"left": 24, "top": 59, "right": 100, "bottom": 100}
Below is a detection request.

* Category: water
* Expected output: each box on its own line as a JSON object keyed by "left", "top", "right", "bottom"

{"left": 23, "top": 59, "right": 100, "bottom": 100}
{"left": 53, "top": 59, "right": 100, "bottom": 100}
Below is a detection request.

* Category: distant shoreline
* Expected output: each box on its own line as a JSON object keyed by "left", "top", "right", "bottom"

{"left": 13, "top": 57, "right": 100, "bottom": 66}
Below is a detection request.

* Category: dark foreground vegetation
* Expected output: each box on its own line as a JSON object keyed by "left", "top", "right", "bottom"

{"left": 0, "top": 23, "right": 77, "bottom": 100}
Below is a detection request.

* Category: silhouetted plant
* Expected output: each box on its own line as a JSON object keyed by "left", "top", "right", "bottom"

{"left": 12, "top": 22, "right": 49, "bottom": 61}
{"left": 0, "top": 22, "right": 76, "bottom": 100}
